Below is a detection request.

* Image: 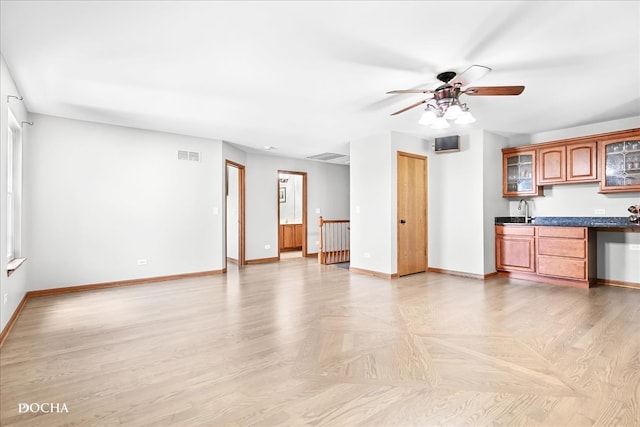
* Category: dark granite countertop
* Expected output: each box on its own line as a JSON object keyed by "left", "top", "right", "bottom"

{"left": 495, "top": 216, "right": 640, "bottom": 229}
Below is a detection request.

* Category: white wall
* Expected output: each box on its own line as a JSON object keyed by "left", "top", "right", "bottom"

{"left": 507, "top": 116, "right": 640, "bottom": 283}
{"left": 391, "top": 131, "right": 430, "bottom": 273}
{"left": 428, "top": 130, "right": 487, "bottom": 275}
{"left": 244, "top": 153, "right": 349, "bottom": 261}
{"left": 25, "top": 114, "right": 225, "bottom": 291}
{"left": 1, "top": 55, "right": 30, "bottom": 332}
{"left": 350, "top": 131, "right": 430, "bottom": 275}
{"left": 350, "top": 132, "right": 393, "bottom": 274}
{"left": 482, "top": 131, "right": 510, "bottom": 273}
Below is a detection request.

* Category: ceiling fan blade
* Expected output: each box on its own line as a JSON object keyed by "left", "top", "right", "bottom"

{"left": 386, "top": 89, "right": 434, "bottom": 95}
{"left": 463, "top": 86, "right": 525, "bottom": 96}
{"left": 450, "top": 65, "right": 492, "bottom": 87}
{"left": 390, "top": 99, "right": 429, "bottom": 116}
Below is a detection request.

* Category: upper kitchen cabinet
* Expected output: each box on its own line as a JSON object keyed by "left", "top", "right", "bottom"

{"left": 599, "top": 136, "right": 640, "bottom": 193}
{"left": 538, "top": 142, "right": 597, "bottom": 185}
{"left": 502, "top": 148, "right": 540, "bottom": 197}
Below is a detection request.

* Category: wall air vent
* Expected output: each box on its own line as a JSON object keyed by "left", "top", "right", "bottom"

{"left": 306, "top": 152, "right": 348, "bottom": 162}
{"left": 178, "top": 150, "right": 201, "bottom": 162}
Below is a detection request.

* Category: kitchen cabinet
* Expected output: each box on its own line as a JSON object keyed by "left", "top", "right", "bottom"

{"left": 537, "top": 142, "right": 597, "bottom": 185}
{"left": 567, "top": 142, "right": 598, "bottom": 181}
{"left": 496, "top": 225, "right": 597, "bottom": 288}
{"left": 537, "top": 146, "right": 565, "bottom": 184}
{"left": 536, "top": 227, "right": 595, "bottom": 286}
{"left": 279, "top": 223, "right": 303, "bottom": 251}
{"left": 502, "top": 149, "right": 539, "bottom": 197}
{"left": 599, "top": 137, "right": 640, "bottom": 193}
{"left": 502, "top": 128, "right": 639, "bottom": 196}
{"left": 495, "top": 225, "right": 536, "bottom": 272}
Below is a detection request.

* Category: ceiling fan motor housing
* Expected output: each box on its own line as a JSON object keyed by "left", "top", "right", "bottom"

{"left": 436, "top": 71, "right": 456, "bottom": 83}
{"left": 434, "top": 85, "right": 460, "bottom": 109}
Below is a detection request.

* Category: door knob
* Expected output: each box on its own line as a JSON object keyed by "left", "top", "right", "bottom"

{"left": 400, "top": 219, "right": 406, "bottom": 224}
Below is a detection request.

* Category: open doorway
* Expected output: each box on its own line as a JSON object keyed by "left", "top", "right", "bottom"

{"left": 277, "top": 171, "right": 307, "bottom": 259}
{"left": 226, "top": 160, "right": 245, "bottom": 267}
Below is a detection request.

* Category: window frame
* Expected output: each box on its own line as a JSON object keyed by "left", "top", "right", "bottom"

{"left": 6, "top": 109, "right": 21, "bottom": 262}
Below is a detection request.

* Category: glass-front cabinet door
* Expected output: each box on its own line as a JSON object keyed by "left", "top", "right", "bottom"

{"left": 600, "top": 138, "right": 640, "bottom": 193}
{"left": 503, "top": 149, "right": 538, "bottom": 197}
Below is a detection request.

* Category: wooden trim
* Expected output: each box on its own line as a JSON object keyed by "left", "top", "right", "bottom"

{"left": 397, "top": 151, "right": 427, "bottom": 160}
{"left": 278, "top": 170, "right": 308, "bottom": 258}
{"left": 225, "top": 160, "right": 246, "bottom": 266}
{"left": 497, "top": 271, "right": 591, "bottom": 288}
{"left": 0, "top": 269, "right": 225, "bottom": 349}
{"left": 597, "top": 278, "right": 640, "bottom": 289}
{"left": 27, "top": 270, "right": 225, "bottom": 297}
{"left": 349, "top": 266, "right": 399, "bottom": 279}
{"left": 305, "top": 252, "right": 318, "bottom": 258}
{"left": 502, "top": 128, "right": 640, "bottom": 153}
{"left": 0, "top": 293, "right": 28, "bottom": 349}
{"left": 246, "top": 257, "right": 280, "bottom": 265}
{"left": 428, "top": 267, "right": 492, "bottom": 280}
{"left": 226, "top": 257, "right": 238, "bottom": 264}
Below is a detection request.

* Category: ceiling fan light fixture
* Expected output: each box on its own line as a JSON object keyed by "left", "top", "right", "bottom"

{"left": 443, "top": 104, "right": 462, "bottom": 120}
{"left": 455, "top": 110, "right": 476, "bottom": 124}
{"left": 418, "top": 109, "right": 437, "bottom": 126}
{"left": 430, "top": 116, "right": 450, "bottom": 129}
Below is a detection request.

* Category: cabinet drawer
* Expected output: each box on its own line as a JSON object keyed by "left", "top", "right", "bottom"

{"left": 496, "top": 225, "right": 535, "bottom": 236}
{"left": 537, "top": 256, "right": 587, "bottom": 280}
{"left": 537, "top": 227, "right": 585, "bottom": 239}
{"left": 537, "top": 237, "right": 586, "bottom": 258}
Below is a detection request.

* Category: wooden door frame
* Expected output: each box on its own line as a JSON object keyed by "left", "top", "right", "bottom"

{"left": 277, "top": 170, "right": 307, "bottom": 258}
{"left": 397, "top": 151, "right": 428, "bottom": 276}
{"left": 225, "top": 160, "right": 246, "bottom": 266}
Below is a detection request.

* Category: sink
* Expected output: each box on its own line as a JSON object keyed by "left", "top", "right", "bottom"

{"left": 496, "top": 216, "right": 535, "bottom": 225}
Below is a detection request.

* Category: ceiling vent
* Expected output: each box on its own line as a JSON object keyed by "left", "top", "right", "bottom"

{"left": 306, "top": 152, "right": 347, "bottom": 162}
{"left": 178, "top": 150, "right": 200, "bottom": 162}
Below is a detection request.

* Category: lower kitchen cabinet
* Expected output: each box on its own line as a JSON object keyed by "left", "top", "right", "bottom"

{"left": 496, "top": 225, "right": 596, "bottom": 288}
{"left": 495, "top": 226, "right": 535, "bottom": 272}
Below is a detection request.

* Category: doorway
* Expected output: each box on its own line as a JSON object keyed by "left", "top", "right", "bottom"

{"left": 277, "top": 171, "right": 307, "bottom": 259}
{"left": 397, "top": 152, "right": 427, "bottom": 276}
{"left": 226, "top": 160, "right": 245, "bottom": 267}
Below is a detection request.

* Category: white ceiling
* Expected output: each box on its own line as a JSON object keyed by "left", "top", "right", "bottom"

{"left": 1, "top": 1, "right": 639, "bottom": 160}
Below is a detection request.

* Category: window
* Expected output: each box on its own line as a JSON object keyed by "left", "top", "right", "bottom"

{"left": 6, "top": 109, "right": 22, "bottom": 262}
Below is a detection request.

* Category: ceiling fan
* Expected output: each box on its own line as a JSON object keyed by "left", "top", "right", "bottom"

{"left": 387, "top": 65, "right": 524, "bottom": 128}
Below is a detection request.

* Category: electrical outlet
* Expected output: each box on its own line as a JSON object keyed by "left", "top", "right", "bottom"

{"left": 630, "top": 244, "right": 640, "bottom": 251}
{"left": 265, "top": 244, "right": 271, "bottom": 249}
{"left": 137, "top": 259, "right": 148, "bottom": 266}
{"left": 594, "top": 208, "right": 606, "bottom": 215}
{"left": 3, "top": 293, "right": 7, "bottom": 304}
{"left": 364, "top": 252, "right": 371, "bottom": 258}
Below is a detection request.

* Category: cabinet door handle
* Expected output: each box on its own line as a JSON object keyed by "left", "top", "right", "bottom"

{"left": 400, "top": 219, "right": 406, "bottom": 224}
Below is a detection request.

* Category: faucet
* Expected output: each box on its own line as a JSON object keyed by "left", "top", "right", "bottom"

{"left": 518, "top": 199, "right": 530, "bottom": 223}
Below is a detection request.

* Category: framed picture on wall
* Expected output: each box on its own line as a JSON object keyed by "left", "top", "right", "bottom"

{"left": 279, "top": 187, "right": 286, "bottom": 203}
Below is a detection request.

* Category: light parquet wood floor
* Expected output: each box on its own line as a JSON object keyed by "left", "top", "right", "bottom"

{"left": 1, "top": 257, "right": 639, "bottom": 426}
